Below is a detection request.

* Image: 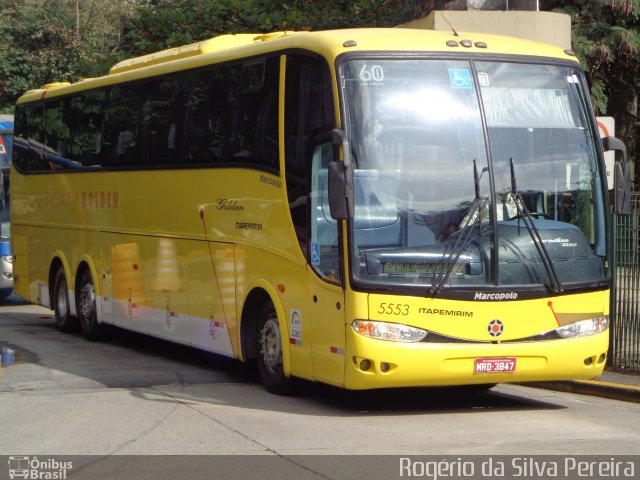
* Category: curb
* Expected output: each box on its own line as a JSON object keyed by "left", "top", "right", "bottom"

{"left": 521, "top": 380, "right": 640, "bottom": 404}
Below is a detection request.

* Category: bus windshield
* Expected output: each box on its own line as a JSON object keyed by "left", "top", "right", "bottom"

{"left": 0, "top": 115, "right": 13, "bottom": 241}
{"left": 341, "top": 58, "right": 606, "bottom": 292}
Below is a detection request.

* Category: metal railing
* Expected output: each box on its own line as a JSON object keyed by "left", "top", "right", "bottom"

{"left": 611, "top": 194, "right": 640, "bottom": 373}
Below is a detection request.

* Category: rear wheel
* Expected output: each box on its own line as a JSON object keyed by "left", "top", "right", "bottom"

{"left": 256, "top": 303, "right": 293, "bottom": 395}
{"left": 53, "top": 267, "right": 78, "bottom": 332}
{"left": 77, "top": 268, "right": 102, "bottom": 341}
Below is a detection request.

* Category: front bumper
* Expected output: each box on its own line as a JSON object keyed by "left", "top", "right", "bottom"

{"left": 343, "top": 326, "right": 608, "bottom": 390}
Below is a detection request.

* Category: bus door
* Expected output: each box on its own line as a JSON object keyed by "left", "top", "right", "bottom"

{"left": 308, "top": 141, "right": 346, "bottom": 385}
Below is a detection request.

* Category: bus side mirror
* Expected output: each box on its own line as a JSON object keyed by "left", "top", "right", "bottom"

{"left": 603, "top": 136, "right": 627, "bottom": 162}
{"left": 604, "top": 136, "right": 631, "bottom": 215}
{"left": 328, "top": 129, "right": 354, "bottom": 220}
{"left": 614, "top": 161, "right": 631, "bottom": 215}
{"left": 328, "top": 160, "right": 348, "bottom": 220}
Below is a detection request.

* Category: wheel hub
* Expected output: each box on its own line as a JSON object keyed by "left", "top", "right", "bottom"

{"left": 80, "top": 282, "right": 95, "bottom": 320}
{"left": 260, "top": 316, "right": 282, "bottom": 374}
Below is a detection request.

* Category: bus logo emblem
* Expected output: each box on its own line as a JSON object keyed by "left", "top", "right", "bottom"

{"left": 488, "top": 319, "right": 503, "bottom": 337}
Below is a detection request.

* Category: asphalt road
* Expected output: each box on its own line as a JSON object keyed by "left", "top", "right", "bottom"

{"left": 1, "top": 294, "right": 639, "bottom": 479}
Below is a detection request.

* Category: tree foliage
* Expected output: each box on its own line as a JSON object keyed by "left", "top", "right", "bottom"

{"left": 0, "top": 0, "right": 134, "bottom": 113}
{"left": 543, "top": 0, "right": 640, "bottom": 172}
{"left": 0, "top": 0, "right": 434, "bottom": 112}
{"left": 544, "top": 1, "right": 640, "bottom": 110}
{"left": 121, "top": 0, "right": 436, "bottom": 54}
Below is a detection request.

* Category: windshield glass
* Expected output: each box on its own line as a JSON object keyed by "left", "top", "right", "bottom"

{"left": 340, "top": 58, "right": 606, "bottom": 292}
{"left": 0, "top": 130, "right": 11, "bottom": 240}
{"left": 0, "top": 167, "right": 8, "bottom": 240}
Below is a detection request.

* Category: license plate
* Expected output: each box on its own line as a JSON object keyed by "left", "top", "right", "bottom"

{"left": 474, "top": 357, "right": 517, "bottom": 373}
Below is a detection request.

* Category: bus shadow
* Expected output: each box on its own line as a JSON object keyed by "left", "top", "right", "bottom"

{"left": 1, "top": 309, "right": 565, "bottom": 416}
{"left": 293, "top": 382, "right": 565, "bottom": 415}
{"left": 89, "top": 326, "right": 567, "bottom": 415}
{"left": 150, "top": 378, "right": 566, "bottom": 416}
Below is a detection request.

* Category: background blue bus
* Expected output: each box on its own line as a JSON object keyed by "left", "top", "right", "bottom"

{"left": 0, "top": 114, "right": 13, "bottom": 300}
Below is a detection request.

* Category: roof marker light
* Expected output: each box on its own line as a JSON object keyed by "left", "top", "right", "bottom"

{"left": 474, "top": 42, "right": 487, "bottom": 48}
{"left": 446, "top": 40, "right": 459, "bottom": 47}
{"left": 343, "top": 40, "right": 357, "bottom": 48}
{"left": 460, "top": 39, "right": 473, "bottom": 48}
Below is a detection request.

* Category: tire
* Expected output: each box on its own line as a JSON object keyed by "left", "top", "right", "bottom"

{"left": 77, "top": 268, "right": 102, "bottom": 341}
{"left": 256, "top": 303, "right": 294, "bottom": 395}
{"left": 53, "top": 267, "right": 78, "bottom": 332}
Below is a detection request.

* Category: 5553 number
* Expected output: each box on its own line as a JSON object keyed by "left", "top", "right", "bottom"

{"left": 377, "top": 303, "right": 410, "bottom": 316}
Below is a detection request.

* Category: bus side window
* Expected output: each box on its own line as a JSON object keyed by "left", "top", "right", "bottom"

{"left": 183, "top": 69, "right": 225, "bottom": 165}
{"left": 12, "top": 107, "right": 31, "bottom": 172}
{"left": 25, "top": 104, "right": 48, "bottom": 171}
{"left": 45, "top": 99, "right": 72, "bottom": 169}
{"left": 69, "top": 91, "right": 105, "bottom": 167}
{"left": 310, "top": 142, "right": 340, "bottom": 283}
{"left": 140, "top": 78, "right": 183, "bottom": 166}
{"left": 226, "top": 58, "right": 279, "bottom": 170}
{"left": 103, "top": 86, "right": 142, "bottom": 166}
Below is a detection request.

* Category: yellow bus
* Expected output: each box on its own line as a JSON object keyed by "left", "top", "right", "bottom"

{"left": 11, "top": 28, "right": 629, "bottom": 393}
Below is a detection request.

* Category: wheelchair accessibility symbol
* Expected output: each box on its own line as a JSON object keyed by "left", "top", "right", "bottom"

{"left": 449, "top": 69, "right": 472, "bottom": 89}
{"left": 311, "top": 242, "right": 321, "bottom": 266}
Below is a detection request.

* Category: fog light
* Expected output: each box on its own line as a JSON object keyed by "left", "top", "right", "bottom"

{"left": 359, "top": 359, "right": 371, "bottom": 371}
{"left": 584, "top": 357, "right": 593, "bottom": 366}
{"left": 598, "top": 353, "right": 606, "bottom": 363}
{"left": 380, "top": 362, "right": 390, "bottom": 373}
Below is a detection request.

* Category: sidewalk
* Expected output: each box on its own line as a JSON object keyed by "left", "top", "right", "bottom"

{"left": 523, "top": 370, "right": 640, "bottom": 403}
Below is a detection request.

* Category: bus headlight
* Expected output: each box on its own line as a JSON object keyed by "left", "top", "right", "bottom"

{"left": 352, "top": 320, "right": 427, "bottom": 342}
{"left": 555, "top": 316, "right": 609, "bottom": 339}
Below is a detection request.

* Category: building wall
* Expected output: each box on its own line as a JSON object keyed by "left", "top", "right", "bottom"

{"left": 401, "top": 10, "right": 571, "bottom": 51}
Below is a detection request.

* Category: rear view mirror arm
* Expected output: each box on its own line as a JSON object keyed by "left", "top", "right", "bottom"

{"left": 329, "top": 129, "right": 354, "bottom": 219}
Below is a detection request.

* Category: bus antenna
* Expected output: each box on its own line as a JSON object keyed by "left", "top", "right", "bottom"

{"left": 439, "top": 12, "right": 459, "bottom": 37}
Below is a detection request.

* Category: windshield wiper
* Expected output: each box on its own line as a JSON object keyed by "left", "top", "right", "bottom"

{"left": 430, "top": 160, "right": 488, "bottom": 295}
{"left": 508, "top": 158, "right": 563, "bottom": 293}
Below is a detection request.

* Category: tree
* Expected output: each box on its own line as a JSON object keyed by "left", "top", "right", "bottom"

{"left": 122, "top": 0, "right": 436, "bottom": 54}
{"left": 542, "top": 0, "right": 640, "bottom": 179}
{"left": 0, "top": 0, "right": 135, "bottom": 113}
{"left": 0, "top": 0, "right": 436, "bottom": 113}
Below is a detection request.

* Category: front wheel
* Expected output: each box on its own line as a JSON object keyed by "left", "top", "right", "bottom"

{"left": 256, "top": 303, "right": 293, "bottom": 395}
{"left": 77, "top": 268, "right": 102, "bottom": 341}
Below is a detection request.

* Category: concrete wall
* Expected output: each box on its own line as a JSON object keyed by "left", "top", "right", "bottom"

{"left": 401, "top": 10, "right": 571, "bottom": 51}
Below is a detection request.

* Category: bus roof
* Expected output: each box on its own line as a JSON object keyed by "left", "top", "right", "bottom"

{"left": 16, "top": 28, "right": 578, "bottom": 104}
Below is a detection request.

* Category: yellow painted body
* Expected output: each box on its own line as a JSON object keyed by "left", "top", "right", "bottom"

{"left": 342, "top": 291, "right": 609, "bottom": 389}
{"left": 12, "top": 28, "right": 608, "bottom": 389}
